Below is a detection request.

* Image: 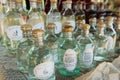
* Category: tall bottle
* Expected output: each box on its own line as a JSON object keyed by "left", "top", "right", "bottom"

{"left": 77, "top": 24, "right": 94, "bottom": 72}
{"left": 44, "top": 23, "right": 58, "bottom": 63}
{"left": 105, "top": 16, "right": 117, "bottom": 54}
{"left": 29, "top": 29, "right": 55, "bottom": 80}
{"left": 57, "top": 25, "right": 80, "bottom": 76}
{"left": 27, "top": 0, "right": 44, "bottom": 30}
{"left": 94, "top": 20, "right": 108, "bottom": 62}
{"left": 17, "top": 24, "right": 34, "bottom": 74}
{"left": 85, "top": 2, "right": 97, "bottom": 24}
{"left": 46, "top": 0, "right": 61, "bottom": 35}
{"left": 4, "top": 0, "right": 23, "bottom": 54}
{"left": 61, "top": 0, "right": 75, "bottom": 30}
{"left": 115, "top": 20, "right": 120, "bottom": 53}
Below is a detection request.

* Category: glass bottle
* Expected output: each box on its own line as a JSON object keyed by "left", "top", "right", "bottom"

{"left": 77, "top": 24, "right": 94, "bottom": 72}
{"left": 37, "top": 0, "right": 46, "bottom": 27}
{"left": 29, "top": 29, "right": 55, "bottom": 80}
{"left": 105, "top": 16, "right": 117, "bottom": 55}
{"left": 44, "top": 23, "right": 58, "bottom": 64}
{"left": 85, "top": 2, "right": 97, "bottom": 24}
{"left": 97, "top": 2, "right": 106, "bottom": 21}
{"left": 27, "top": 0, "right": 45, "bottom": 30}
{"left": 4, "top": 0, "right": 23, "bottom": 54}
{"left": 94, "top": 20, "right": 108, "bottom": 62}
{"left": 57, "top": 25, "right": 80, "bottom": 76}
{"left": 46, "top": 0, "right": 62, "bottom": 35}
{"left": 17, "top": 24, "right": 34, "bottom": 74}
{"left": 61, "top": 0, "right": 75, "bottom": 30}
{"left": 15, "top": 0, "right": 27, "bottom": 24}
{"left": 115, "top": 20, "right": 120, "bottom": 53}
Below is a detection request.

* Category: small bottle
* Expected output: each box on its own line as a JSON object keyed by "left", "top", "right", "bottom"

{"left": 85, "top": 2, "right": 97, "bottom": 24}
{"left": 97, "top": 2, "right": 106, "bottom": 21}
{"left": 105, "top": 16, "right": 117, "bottom": 54}
{"left": 94, "top": 20, "right": 108, "bottom": 62}
{"left": 77, "top": 24, "right": 94, "bottom": 72}
{"left": 57, "top": 25, "right": 80, "bottom": 76}
{"left": 61, "top": 0, "right": 75, "bottom": 30}
{"left": 29, "top": 29, "right": 55, "bottom": 80}
{"left": 17, "top": 24, "right": 34, "bottom": 74}
{"left": 4, "top": 0, "right": 23, "bottom": 54}
{"left": 27, "top": 0, "right": 45, "bottom": 30}
{"left": 46, "top": 0, "right": 62, "bottom": 35}
{"left": 115, "top": 20, "right": 120, "bottom": 53}
{"left": 44, "top": 23, "right": 58, "bottom": 63}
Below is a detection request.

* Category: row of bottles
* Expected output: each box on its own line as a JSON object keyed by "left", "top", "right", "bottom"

{"left": 0, "top": 0, "right": 120, "bottom": 80}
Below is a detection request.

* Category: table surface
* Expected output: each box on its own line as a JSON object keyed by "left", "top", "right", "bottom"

{"left": 0, "top": 46, "right": 119, "bottom": 80}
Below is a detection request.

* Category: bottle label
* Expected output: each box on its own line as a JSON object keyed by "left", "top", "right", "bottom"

{"left": 6, "top": 26, "right": 23, "bottom": 41}
{"left": 83, "top": 44, "right": 93, "bottom": 66}
{"left": 63, "top": 49, "right": 77, "bottom": 71}
{"left": 54, "top": 22, "right": 62, "bottom": 34}
{"left": 32, "top": 23, "right": 44, "bottom": 30}
{"left": 34, "top": 61, "right": 54, "bottom": 80}
{"left": 67, "top": 21, "right": 76, "bottom": 30}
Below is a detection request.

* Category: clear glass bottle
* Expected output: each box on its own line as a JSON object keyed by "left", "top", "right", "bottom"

{"left": 37, "top": 0, "right": 46, "bottom": 27}
{"left": 94, "top": 20, "right": 108, "bottom": 62}
{"left": 46, "top": 0, "right": 62, "bottom": 35}
{"left": 57, "top": 25, "right": 80, "bottom": 76}
{"left": 27, "top": 0, "right": 45, "bottom": 30}
{"left": 115, "top": 20, "right": 120, "bottom": 53}
{"left": 4, "top": 0, "right": 23, "bottom": 54}
{"left": 77, "top": 24, "right": 94, "bottom": 72}
{"left": 105, "top": 16, "right": 117, "bottom": 55}
{"left": 44, "top": 23, "right": 58, "bottom": 64}
{"left": 29, "top": 29, "right": 55, "bottom": 80}
{"left": 61, "top": 0, "right": 75, "bottom": 30}
{"left": 17, "top": 24, "right": 34, "bottom": 74}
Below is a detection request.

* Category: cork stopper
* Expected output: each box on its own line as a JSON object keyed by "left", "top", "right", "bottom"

{"left": 29, "top": 0, "right": 37, "bottom": 2}
{"left": 105, "top": 16, "right": 114, "bottom": 22}
{"left": 50, "top": 0, "right": 57, "bottom": 3}
{"left": 66, "top": 0, "right": 72, "bottom": 4}
{"left": 15, "top": 0, "right": 22, "bottom": 3}
{"left": 82, "top": 24, "right": 90, "bottom": 31}
{"left": 89, "top": 18, "right": 96, "bottom": 23}
{"left": 46, "top": 23, "right": 56, "bottom": 29}
{"left": 97, "top": 22, "right": 105, "bottom": 28}
{"left": 62, "top": 25, "right": 73, "bottom": 32}
{"left": 21, "top": 24, "right": 32, "bottom": 31}
{"left": 32, "top": 29, "right": 44, "bottom": 38}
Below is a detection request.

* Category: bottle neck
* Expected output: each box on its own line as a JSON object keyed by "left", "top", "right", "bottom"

{"left": 34, "top": 37, "right": 44, "bottom": 47}
{"left": 30, "top": 2, "right": 37, "bottom": 9}
{"left": 16, "top": 2, "right": 22, "bottom": 11}
{"left": 63, "top": 32, "right": 73, "bottom": 39}
{"left": 47, "top": 28, "right": 55, "bottom": 35}
{"left": 38, "top": 2, "right": 44, "bottom": 11}
{"left": 66, "top": 3, "right": 72, "bottom": 9}
{"left": 8, "top": 1, "right": 16, "bottom": 11}
{"left": 50, "top": 2, "right": 57, "bottom": 10}
{"left": 82, "top": 30, "right": 89, "bottom": 37}
{"left": 98, "top": 28, "right": 104, "bottom": 35}
{"left": 106, "top": 21, "right": 113, "bottom": 28}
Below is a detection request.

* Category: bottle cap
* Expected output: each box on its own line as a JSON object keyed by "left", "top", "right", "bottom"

{"left": 32, "top": 29, "right": 44, "bottom": 38}
{"left": 50, "top": 0, "right": 57, "bottom": 3}
{"left": 66, "top": 0, "right": 72, "bottom": 4}
{"left": 21, "top": 24, "right": 32, "bottom": 31}
{"left": 105, "top": 16, "right": 114, "bottom": 22}
{"left": 82, "top": 24, "right": 90, "bottom": 31}
{"left": 29, "top": 0, "right": 37, "bottom": 2}
{"left": 97, "top": 22, "right": 105, "bottom": 28}
{"left": 62, "top": 25, "right": 73, "bottom": 32}
{"left": 46, "top": 23, "right": 56, "bottom": 29}
{"left": 15, "top": 0, "right": 22, "bottom": 3}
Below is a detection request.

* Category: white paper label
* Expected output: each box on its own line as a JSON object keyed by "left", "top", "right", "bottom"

{"left": 54, "top": 22, "right": 62, "bottom": 34}
{"left": 63, "top": 49, "right": 77, "bottom": 71}
{"left": 32, "top": 23, "right": 44, "bottom": 30}
{"left": 67, "top": 21, "right": 76, "bottom": 30}
{"left": 34, "top": 61, "right": 54, "bottom": 80}
{"left": 107, "top": 36, "right": 114, "bottom": 50}
{"left": 6, "top": 26, "right": 23, "bottom": 41}
{"left": 83, "top": 44, "right": 93, "bottom": 66}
